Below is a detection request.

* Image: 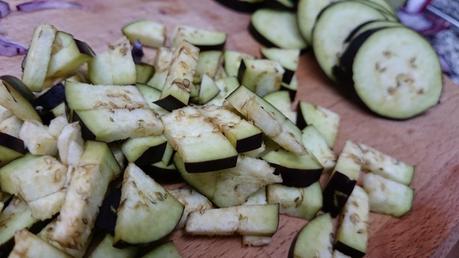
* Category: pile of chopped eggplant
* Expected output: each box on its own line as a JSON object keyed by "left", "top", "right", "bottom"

{"left": 222, "top": 0, "right": 443, "bottom": 120}
{"left": 0, "top": 19, "right": 414, "bottom": 258}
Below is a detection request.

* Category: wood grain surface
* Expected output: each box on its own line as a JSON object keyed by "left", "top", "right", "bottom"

{"left": 1, "top": 0, "right": 459, "bottom": 257}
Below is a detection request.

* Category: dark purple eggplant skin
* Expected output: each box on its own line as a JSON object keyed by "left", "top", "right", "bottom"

{"left": 322, "top": 171, "right": 356, "bottom": 218}
{"left": 296, "top": 103, "right": 308, "bottom": 130}
{"left": 134, "top": 142, "right": 167, "bottom": 168}
{"left": 154, "top": 95, "right": 187, "bottom": 112}
{"left": 95, "top": 186, "right": 121, "bottom": 234}
{"left": 140, "top": 164, "right": 182, "bottom": 184}
{"left": 70, "top": 110, "right": 96, "bottom": 141}
{"left": 271, "top": 164, "right": 322, "bottom": 188}
{"left": 0, "top": 75, "right": 35, "bottom": 103}
{"left": 0, "top": 132, "right": 27, "bottom": 154}
{"left": 184, "top": 155, "right": 238, "bottom": 173}
{"left": 335, "top": 241, "right": 366, "bottom": 258}
{"left": 214, "top": 0, "right": 262, "bottom": 13}
{"left": 33, "top": 82, "right": 65, "bottom": 110}
{"left": 235, "top": 132, "right": 263, "bottom": 153}
{"left": 75, "top": 39, "right": 95, "bottom": 57}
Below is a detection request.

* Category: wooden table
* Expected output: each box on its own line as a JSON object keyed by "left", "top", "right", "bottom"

{"left": 1, "top": 0, "right": 459, "bottom": 257}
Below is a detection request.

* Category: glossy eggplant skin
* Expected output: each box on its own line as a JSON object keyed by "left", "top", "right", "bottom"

{"left": 0, "top": 132, "right": 27, "bottom": 154}
{"left": 271, "top": 164, "right": 322, "bottom": 188}
{"left": 184, "top": 155, "right": 238, "bottom": 173}
{"left": 322, "top": 171, "right": 356, "bottom": 217}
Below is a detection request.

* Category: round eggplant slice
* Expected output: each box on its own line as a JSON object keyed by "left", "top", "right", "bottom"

{"left": 297, "top": 0, "right": 332, "bottom": 44}
{"left": 251, "top": 9, "right": 308, "bottom": 49}
{"left": 312, "top": 1, "right": 386, "bottom": 80}
{"left": 352, "top": 27, "right": 442, "bottom": 119}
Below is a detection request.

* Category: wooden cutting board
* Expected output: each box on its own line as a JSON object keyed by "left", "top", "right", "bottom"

{"left": 1, "top": 0, "right": 459, "bottom": 257}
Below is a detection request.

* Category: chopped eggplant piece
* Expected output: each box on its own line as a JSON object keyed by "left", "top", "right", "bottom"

{"left": 0, "top": 132, "right": 26, "bottom": 167}
{"left": 0, "top": 105, "right": 12, "bottom": 122}
{"left": 87, "top": 234, "right": 138, "bottom": 258}
{"left": 0, "top": 80, "right": 41, "bottom": 122}
{"left": 0, "top": 198, "right": 38, "bottom": 247}
{"left": 251, "top": 9, "right": 307, "bottom": 49}
{"left": 66, "top": 82, "right": 148, "bottom": 111}
{"left": 170, "top": 186, "right": 213, "bottom": 229}
{"left": 175, "top": 154, "right": 281, "bottom": 207}
{"left": 242, "top": 143, "right": 266, "bottom": 158}
{"left": 136, "top": 84, "right": 169, "bottom": 116}
{"left": 28, "top": 190, "right": 66, "bottom": 220}
{"left": 261, "top": 48, "right": 299, "bottom": 84}
{"left": 237, "top": 58, "right": 284, "bottom": 97}
{"left": 267, "top": 183, "right": 322, "bottom": 220}
{"left": 196, "top": 75, "right": 220, "bottom": 104}
{"left": 0, "top": 116, "right": 23, "bottom": 138}
{"left": 162, "top": 106, "right": 237, "bottom": 173}
{"left": 297, "top": 101, "right": 340, "bottom": 147}
{"left": 207, "top": 76, "right": 239, "bottom": 106}
{"left": 9, "top": 230, "right": 71, "bottom": 258}
{"left": 323, "top": 141, "right": 362, "bottom": 217}
{"left": 89, "top": 37, "right": 136, "bottom": 85}
{"left": 114, "top": 164, "right": 183, "bottom": 245}
{"left": 224, "top": 51, "right": 254, "bottom": 77}
{"left": 121, "top": 135, "right": 168, "bottom": 167}
{"left": 76, "top": 108, "right": 163, "bottom": 142}
{"left": 95, "top": 186, "right": 121, "bottom": 234}
{"left": 264, "top": 90, "right": 296, "bottom": 123}
{"left": 302, "top": 126, "right": 337, "bottom": 169}
{"left": 142, "top": 161, "right": 181, "bottom": 183}
{"left": 358, "top": 143, "right": 414, "bottom": 185}
{"left": 57, "top": 122, "right": 84, "bottom": 166}
{"left": 47, "top": 31, "right": 91, "bottom": 79}
{"left": 290, "top": 213, "right": 334, "bottom": 258}
{"left": 156, "top": 42, "right": 199, "bottom": 111}
{"left": 262, "top": 149, "right": 322, "bottom": 187}
{"left": 227, "top": 86, "right": 306, "bottom": 154}
{"left": 141, "top": 242, "right": 181, "bottom": 258}
{"left": 122, "top": 20, "right": 166, "bottom": 48}
{"left": 172, "top": 26, "right": 226, "bottom": 50}
{"left": 147, "top": 47, "right": 174, "bottom": 90}
{"left": 362, "top": 173, "right": 413, "bottom": 217}
{"left": 186, "top": 204, "right": 279, "bottom": 236}
{"left": 335, "top": 186, "right": 369, "bottom": 258}
{"left": 195, "top": 51, "right": 223, "bottom": 83}
{"left": 333, "top": 250, "right": 352, "bottom": 258}
{"left": 19, "top": 120, "right": 57, "bottom": 156}
{"left": 22, "top": 24, "right": 57, "bottom": 92}
{"left": 199, "top": 105, "right": 263, "bottom": 153}
{"left": 0, "top": 155, "right": 67, "bottom": 203}
{"left": 242, "top": 187, "right": 272, "bottom": 247}
{"left": 34, "top": 82, "right": 65, "bottom": 112}
{"left": 297, "top": 0, "right": 332, "bottom": 43}
{"left": 136, "top": 63, "right": 155, "bottom": 84}
{"left": 42, "top": 141, "right": 116, "bottom": 257}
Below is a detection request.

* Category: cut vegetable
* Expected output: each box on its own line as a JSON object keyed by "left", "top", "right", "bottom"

{"left": 261, "top": 48, "right": 299, "bottom": 83}
{"left": 0, "top": 132, "right": 26, "bottom": 167}
{"left": 290, "top": 213, "right": 334, "bottom": 258}
{"left": 0, "top": 79, "right": 41, "bottom": 122}
{"left": 9, "top": 230, "right": 70, "bottom": 258}
{"left": 297, "top": 101, "right": 340, "bottom": 147}
{"left": 88, "top": 234, "right": 138, "bottom": 258}
{"left": 114, "top": 164, "right": 183, "bottom": 245}
{"left": 175, "top": 154, "right": 281, "bottom": 207}
{"left": 122, "top": 20, "right": 166, "bottom": 48}
{"left": 89, "top": 37, "right": 136, "bottom": 85}
{"left": 136, "top": 84, "right": 169, "bottom": 116}
{"left": 358, "top": 143, "right": 414, "bottom": 185}
{"left": 121, "top": 135, "right": 168, "bottom": 167}
{"left": 147, "top": 47, "right": 174, "bottom": 90}
{"left": 264, "top": 90, "right": 296, "bottom": 123}
{"left": 57, "top": 122, "right": 84, "bottom": 166}
{"left": 136, "top": 63, "right": 155, "bottom": 84}
{"left": 297, "top": 0, "right": 331, "bottom": 43}
{"left": 207, "top": 76, "right": 239, "bottom": 106}
{"left": 34, "top": 82, "right": 65, "bottom": 112}
{"left": 334, "top": 250, "right": 352, "bottom": 258}
{"left": 0, "top": 116, "right": 22, "bottom": 138}
{"left": 312, "top": 1, "right": 385, "bottom": 80}
{"left": 170, "top": 186, "right": 213, "bottom": 229}
{"left": 196, "top": 75, "right": 220, "bottom": 104}
{"left": 186, "top": 204, "right": 279, "bottom": 236}
{"left": 172, "top": 26, "right": 226, "bottom": 50}
{"left": 95, "top": 186, "right": 121, "bottom": 234}
{"left": 251, "top": 9, "right": 307, "bottom": 49}
{"left": 302, "top": 126, "right": 337, "bottom": 169}
{"left": 156, "top": 42, "right": 199, "bottom": 111}
{"left": 362, "top": 173, "right": 413, "bottom": 217}
{"left": 323, "top": 141, "right": 362, "bottom": 217}
{"left": 199, "top": 105, "right": 263, "bottom": 153}
{"left": 242, "top": 188, "right": 272, "bottom": 246}
{"left": 22, "top": 24, "right": 57, "bottom": 92}
{"left": 76, "top": 108, "right": 163, "bottom": 142}
{"left": 0, "top": 198, "right": 38, "bottom": 247}
{"left": 351, "top": 27, "right": 442, "bottom": 119}
{"left": 19, "top": 120, "right": 58, "bottom": 155}
{"left": 335, "top": 186, "right": 369, "bottom": 258}
{"left": 267, "top": 182, "right": 322, "bottom": 220}
{"left": 142, "top": 161, "right": 181, "bottom": 183}
{"left": 238, "top": 58, "right": 284, "bottom": 97}
{"left": 224, "top": 51, "right": 254, "bottom": 77}
{"left": 195, "top": 51, "right": 223, "bottom": 83}
{"left": 42, "top": 141, "right": 116, "bottom": 257}
{"left": 262, "top": 149, "right": 322, "bottom": 187}
{"left": 47, "top": 31, "right": 91, "bottom": 79}
{"left": 28, "top": 190, "right": 66, "bottom": 220}
{"left": 141, "top": 242, "right": 181, "bottom": 258}
{"left": 162, "top": 106, "right": 238, "bottom": 173}
{"left": 227, "top": 86, "right": 306, "bottom": 154}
